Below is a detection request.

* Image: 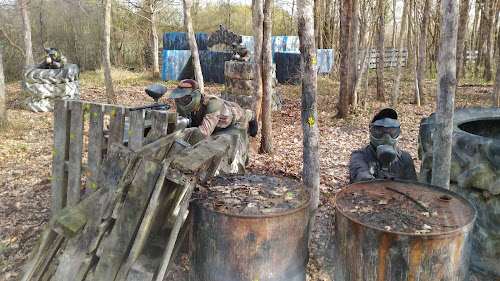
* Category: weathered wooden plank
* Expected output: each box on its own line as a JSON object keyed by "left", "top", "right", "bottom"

{"left": 53, "top": 144, "right": 136, "bottom": 281}
{"left": 67, "top": 101, "right": 85, "bottom": 207}
{"left": 90, "top": 160, "right": 163, "bottom": 281}
{"left": 127, "top": 109, "right": 145, "bottom": 151}
{"left": 40, "top": 240, "right": 67, "bottom": 281}
{"left": 18, "top": 227, "right": 58, "bottom": 281}
{"left": 50, "top": 99, "right": 69, "bottom": 215}
{"left": 86, "top": 103, "right": 105, "bottom": 195}
{"left": 114, "top": 161, "right": 172, "bottom": 281}
{"left": 166, "top": 111, "right": 178, "bottom": 134}
{"left": 150, "top": 111, "right": 169, "bottom": 135}
{"left": 154, "top": 178, "right": 196, "bottom": 281}
{"left": 31, "top": 235, "right": 65, "bottom": 281}
{"left": 52, "top": 189, "right": 102, "bottom": 238}
{"left": 106, "top": 105, "right": 126, "bottom": 151}
{"left": 170, "top": 136, "right": 231, "bottom": 174}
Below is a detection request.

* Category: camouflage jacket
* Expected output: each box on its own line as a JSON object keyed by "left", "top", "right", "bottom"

{"left": 349, "top": 144, "right": 417, "bottom": 183}
{"left": 40, "top": 53, "right": 67, "bottom": 69}
{"left": 190, "top": 94, "right": 247, "bottom": 136}
{"left": 231, "top": 50, "right": 251, "bottom": 62}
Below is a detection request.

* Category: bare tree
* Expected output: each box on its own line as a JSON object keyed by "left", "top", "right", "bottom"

{"left": 147, "top": 0, "right": 160, "bottom": 76}
{"left": 298, "top": 0, "right": 320, "bottom": 233}
{"left": 416, "top": 0, "right": 431, "bottom": 103}
{"left": 0, "top": 52, "right": 7, "bottom": 128}
{"left": 260, "top": 0, "right": 274, "bottom": 153}
{"left": 432, "top": 0, "right": 459, "bottom": 189}
{"left": 103, "top": 0, "right": 116, "bottom": 104}
{"left": 390, "top": 0, "right": 408, "bottom": 108}
{"left": 17, "top": 0, "right": 33, "bottom": 65}
{"left": 483, "top": 0, "right": 495, "bottom": 81}
{"left": 456, "top": 0, "right": 470, "bottom": 83}
{"left": 184, "top": 0, "right": 204, "bottom": 91}
{"left": 348, "top": 0, "right": 359, "bottom": 111}
{"left": 375, "top": 0, "right": 385, "bottom": 101}
{"left": 336, "top": 0, "right": 352, "bottom": 118}
{"left": 493, "top": 32, "right": 500, "bottom": 106}
{"left": 252, "top": 0, "right": 263, "bottom": 122}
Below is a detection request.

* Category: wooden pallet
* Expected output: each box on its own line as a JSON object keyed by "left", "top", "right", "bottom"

{"left": 49, "top": 99, "right": 177, "bottom": 215}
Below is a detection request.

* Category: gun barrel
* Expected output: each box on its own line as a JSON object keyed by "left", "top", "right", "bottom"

{"left": 129, "top": 103, "right": 170, "bottom": 111}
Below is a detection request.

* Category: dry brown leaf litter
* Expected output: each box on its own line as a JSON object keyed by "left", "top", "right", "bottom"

{"left": 0, "top": 71, "right": 493, "bottom": 281}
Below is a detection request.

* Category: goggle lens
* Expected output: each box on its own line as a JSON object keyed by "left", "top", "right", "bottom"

{"left": 370, "top": 126, "right": 400, "bottom": 139}
{"left": 177, "top": 95, "right": 192, "bottom": 106}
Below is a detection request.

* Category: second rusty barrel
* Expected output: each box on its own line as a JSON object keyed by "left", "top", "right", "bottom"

{"left": 334, "top": 180, "right": 476, "bottom": 281}
{"left": 189, "top": 174, "right": 310, "bottom": 281}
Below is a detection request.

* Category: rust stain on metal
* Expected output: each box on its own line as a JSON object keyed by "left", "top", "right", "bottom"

{"left": 409, "top": 240, "right": 423, "bottom": 280}
{"left": 377, "top": 234, "right": 390, "bottom": 281}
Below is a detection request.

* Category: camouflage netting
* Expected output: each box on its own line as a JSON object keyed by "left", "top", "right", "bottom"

{"left": 221, "top": 61, "right": 282, "bottom": 111}
{"left": 418, "top": 107, "right": 500, "bottom": 277}
{"left": 206, "top": 26, "right": 241, "bottom": 52}
{"left": 21, "top": 63, "right": 80, "bottom": 112}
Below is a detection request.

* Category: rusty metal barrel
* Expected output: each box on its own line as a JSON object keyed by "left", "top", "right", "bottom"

{"left": 189, "top": 174, "right": 310, "bottom": 281}
{"left": 334, "top": 180, "right": 476, "bottom": 281}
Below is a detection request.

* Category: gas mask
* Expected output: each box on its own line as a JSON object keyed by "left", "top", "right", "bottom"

{"left": 369, "top": 118, "right": 401, "bottom": 148}
{"left": 175, "top": 90, "right": 201, "bottom": 117}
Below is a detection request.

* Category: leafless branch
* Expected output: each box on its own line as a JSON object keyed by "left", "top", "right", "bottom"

{"left": 0, "top": 27, "right": 26, "bottom": 58}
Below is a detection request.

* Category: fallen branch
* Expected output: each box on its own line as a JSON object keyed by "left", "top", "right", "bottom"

{"left": 385, "top": 186, "right": 431, "bottom": 214}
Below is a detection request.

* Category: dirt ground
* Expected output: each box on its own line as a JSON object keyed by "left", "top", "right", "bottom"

{"left": 0, "top": 69, "right": 494, "bottom": 280}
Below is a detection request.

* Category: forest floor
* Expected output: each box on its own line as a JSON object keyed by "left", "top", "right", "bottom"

{"left": 0, "top": 68, "right": 495, "bottom": 281}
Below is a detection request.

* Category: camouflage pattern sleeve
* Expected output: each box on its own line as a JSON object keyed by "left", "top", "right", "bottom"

{"left": 53, "top": 54, "right": 67, "bottom": 68}
{"left": 241, "top": 50, "right": 251, "bottom": 62}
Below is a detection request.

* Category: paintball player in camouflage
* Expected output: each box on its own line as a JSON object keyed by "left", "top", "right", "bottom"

{"left": 349, "top": 108, "right": 417, "bottom": 183}
{"left": 169, "top": 79, "right": 258, "bottom": 137}
{"left": 40, "top": 48, "right": 67, "bottom": 69}
{"left": 231, "top": 43, "right": 251, "bottom": 62}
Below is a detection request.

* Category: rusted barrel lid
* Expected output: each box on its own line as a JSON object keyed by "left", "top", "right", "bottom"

{"left": 193, "top": 174, "right": 310, "bottom": 216}
{"left": 335, "top": 180, "right": 476, "bottom": 235}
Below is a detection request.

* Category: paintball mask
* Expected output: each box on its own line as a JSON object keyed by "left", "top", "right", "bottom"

{"left": 369, "top": 108, "right": 401, "bottom": 148}
{"left": 237, "top": 43, "right": 246, "bottom": 56}
{"left": 169, "top": 79, "right": 201, "bottom": 117}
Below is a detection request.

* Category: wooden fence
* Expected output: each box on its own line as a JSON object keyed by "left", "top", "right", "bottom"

{"left": 366, "top": 48, "right": 408, "bottom": 69}
{"left": 50, "top": 99, "right": 177, "bottom": 215}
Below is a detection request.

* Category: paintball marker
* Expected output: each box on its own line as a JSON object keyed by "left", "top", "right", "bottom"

{"left": 376, "top": 145, "right": 397, "bottom": 180}
{"left": 129, "top": 84, "right": 170, "bottom": 111}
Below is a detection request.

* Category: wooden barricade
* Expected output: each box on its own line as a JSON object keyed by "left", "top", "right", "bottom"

{"left": 49, "top": 99, "right": 177, "bottom": 216}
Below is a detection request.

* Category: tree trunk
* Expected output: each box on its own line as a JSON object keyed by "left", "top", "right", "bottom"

{"left": 417, "top": 0, "right": 431, "bottom": 102}
{"left": 405, "top": 0, "right": 413, "bottom": 67}
{"left": 17, "top": 0, "right": 34, "bottom": 65}
{"left": 252, "top": 0, "right": 264, "bottom": 122}
{"left": 103, "top": 0, "right": 116, "bottom": 104}
{"left": 0, "top": 52, "right": 7, "bottom": 128}
{"left": 492, "top": 33, "right": 500, "bottom": 106}
{"left": 475, "top": 1, "right": 485, "bottom": 77}
{"left": 298, "top": 0, "right": 320, "bottom": 235}
{"left": 348, "top": 0, "right": 359, "bottom": 111}
{"left": 148, "top": 0, "right": 160, "bottom": 77}
{"left": 391, "top": 0, "right": 396, "bottom": 47}
{"left": 375, "top": 0, "right": 385, "bottom": 101}
{"left": 391, "top": 0, "right": 408, "bottom": 108}
{"left": 184, "top": 0, "right": 204, "bottom": 92}
{"left": 432, "top": 0, "right": 459, "bottom": 189}
{"left": 483, "top": 0, "right": 494, "bottom": 81}
{"left": 260, "top": 0, "right": 274, "bottom": 154}
{"left": 336, "top": 0, "right": 352, "bottom": 118}
{"left": 456, "top": 0, "right": 470, "bottom": 83}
